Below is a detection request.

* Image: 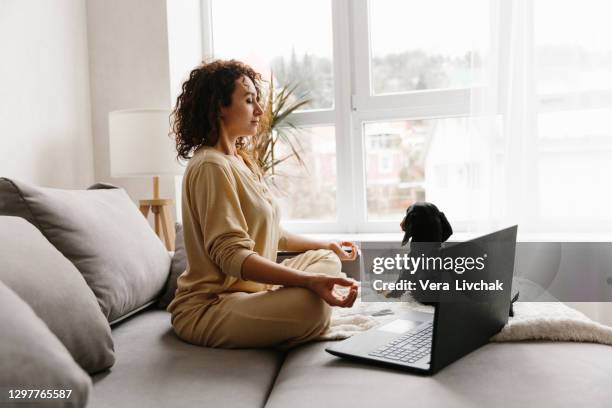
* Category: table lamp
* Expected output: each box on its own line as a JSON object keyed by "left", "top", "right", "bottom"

{"left": 108, "top": 109, "right": 184, "bottom": 250}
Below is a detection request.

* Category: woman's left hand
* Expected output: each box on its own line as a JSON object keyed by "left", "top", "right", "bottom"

{"left": 327, "top": 241, "right": 359, "bottom": 261}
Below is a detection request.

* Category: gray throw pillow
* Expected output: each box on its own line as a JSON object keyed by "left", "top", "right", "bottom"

{"left": 158, "top": 223, "right": 186, "bottom": 309}
{"left": 0, "top": 216, "right": 115, "bottom": 374}
{"left": 0, "top": 178, "right": 171, "bottom": 324}
{"left": 0, "top": 280, "right": 92, "bottom": 408}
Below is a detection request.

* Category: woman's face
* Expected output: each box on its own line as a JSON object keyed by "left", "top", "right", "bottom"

{"left": 219, "top": 76, "right": 263, "bottom": 138}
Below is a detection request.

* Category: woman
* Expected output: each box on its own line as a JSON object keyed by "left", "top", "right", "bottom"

{"left": 167, "top": 59, "right": 359, "bottom": 349}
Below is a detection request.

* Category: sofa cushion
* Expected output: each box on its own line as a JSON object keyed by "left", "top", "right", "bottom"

{"left": 0, "top": 178, "right": 171, "bottom": 324}
{"left": 158, "top": 223, "right": 185, "bottom": 309}
{"left": 0, "top": 280, "right": 92, "bottom": 408}
{"left": 0, "top": 216, "right": 115, "bottom": 374}
{"left": 89, "top": 310, "right": 283, "bottom": 408}
{"left": 265, "top": 340, "right": 612, "bottom": 408}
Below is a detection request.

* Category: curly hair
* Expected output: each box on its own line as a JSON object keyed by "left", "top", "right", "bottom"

{"left": 171, "top": 59, "right": 263, "bottom": 170}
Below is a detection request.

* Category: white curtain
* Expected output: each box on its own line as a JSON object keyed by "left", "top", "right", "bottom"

{"left": 468, "top": 0, "right": 612, "bottom": 234}
{"left": 467, "top": 0, "right": 612, "bottom": 324}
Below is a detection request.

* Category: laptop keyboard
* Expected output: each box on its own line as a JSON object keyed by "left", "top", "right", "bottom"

{"left": 368, "top": 323, "right": 433, "bottom": 364}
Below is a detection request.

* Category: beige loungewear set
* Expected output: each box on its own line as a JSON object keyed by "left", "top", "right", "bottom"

{"left": 167, "top": 146, "right": 341, "bottom": 349}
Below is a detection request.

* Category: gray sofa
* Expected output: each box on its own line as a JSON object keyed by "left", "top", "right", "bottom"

{"left": 1, "top": 178, "right": 611, "bottom": 408}
{"left": 90, "top": 312, "right": 612, "bottom": 408}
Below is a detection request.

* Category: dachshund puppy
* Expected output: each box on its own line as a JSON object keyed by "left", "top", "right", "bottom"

{"left": 386, "top": 203, "right": 519, "bottom": 316}
{"left": 400, "top": 202, "right": 453, "bottom": 247}
{"left": 386, "top": 202, "right": 453, "bottom": 299}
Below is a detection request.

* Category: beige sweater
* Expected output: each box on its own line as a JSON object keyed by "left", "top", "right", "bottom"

{"left": 167, "top": 146, "right": 287, "bottom": 313}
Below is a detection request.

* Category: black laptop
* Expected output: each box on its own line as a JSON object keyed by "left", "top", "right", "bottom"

{"left": 325, "top": 225, "right": 518, "bottom": 375}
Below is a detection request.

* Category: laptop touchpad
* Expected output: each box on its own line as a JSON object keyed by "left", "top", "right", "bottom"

{"left": 377, "top": 319, "right": 423, "bottom": 334}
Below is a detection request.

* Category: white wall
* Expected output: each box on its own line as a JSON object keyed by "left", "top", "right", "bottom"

{"left": 166, "top": 0, "right": 203, "bottom": 103}
{"left": 85, "top": 0, "right": 175, "bottom": 209}
{"left": 0, "top": 0, "right": 94, "bottom": 188}
{"left": 165, "top": 0, "right": 203, "bottom": 219}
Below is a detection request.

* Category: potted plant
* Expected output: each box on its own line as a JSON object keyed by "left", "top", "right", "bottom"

{"left": 254, "top": 75, "right": 312, "bottom": 186}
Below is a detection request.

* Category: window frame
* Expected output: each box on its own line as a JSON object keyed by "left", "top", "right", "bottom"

{"left": 350, "top": 0, "right": 478, "bottom": 232}
{"left": 200, "top": 0, "right": 481, "bottom": 233}
{"left": 200, "top": 0, "right": 612, "bottom": 234}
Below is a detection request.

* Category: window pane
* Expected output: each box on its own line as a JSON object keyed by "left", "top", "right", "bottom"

{"left": 537, "top": 109, "right": 612, "bottom": 220}
{"left": 535, "top": 0, "right": 612, "bottom": 94}
{"left": 272, "top": 126, "right": 336, "bottom": 221}
{"left": 364, "top": 118, "right": 482, "bottom": 222}
{"left": 211, "top": 0, "right": 334, "bottom": 110}
{"left": 369, "top": 0, "right": 489, "bottom": 95}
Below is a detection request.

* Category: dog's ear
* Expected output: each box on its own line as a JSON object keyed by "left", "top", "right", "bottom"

{"left": 438, "top": 212, "right": 453, "bottom": 241}
{"left": 401, "top": 207, "right": 415, "bottom": 246}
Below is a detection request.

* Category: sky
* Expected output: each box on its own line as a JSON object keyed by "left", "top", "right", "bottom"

{"left": 211, "top": 0, "right": 612, "bottom": 62}
{"left": 369, "top": 0, "right": 489, "bottom": 57}
{"left": 211, "top": 0, "right": 333, "bottom": 63}
{"left": 211, "top": 0, "right": 489, "bottom": 60}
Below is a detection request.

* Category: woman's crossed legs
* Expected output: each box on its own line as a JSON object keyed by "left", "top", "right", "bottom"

{"left": 173, "top": 249, "right": 343, "bottom": 349}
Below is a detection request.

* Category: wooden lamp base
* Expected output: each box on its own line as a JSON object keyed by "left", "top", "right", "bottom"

{"left": 139, "top": 176, "right": 176, "bottom": 251}
{"left": 139, "top": 198, "right": 175, "bottom": 251}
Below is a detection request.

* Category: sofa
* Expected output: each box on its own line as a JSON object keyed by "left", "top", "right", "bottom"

{"left": 1, "top": 178, "right": 611, "bottom": 408}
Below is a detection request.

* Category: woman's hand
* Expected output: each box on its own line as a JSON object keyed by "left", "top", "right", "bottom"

{"left": 327, "top": 241, "right": 359, "bottom": 261}
{"left": 306, "top": 274, "right": 358, "bottom": 308}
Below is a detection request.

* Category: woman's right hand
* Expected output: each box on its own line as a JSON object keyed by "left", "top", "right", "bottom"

{"left": 306, "top": 274, "right": 358, "bottom": 308}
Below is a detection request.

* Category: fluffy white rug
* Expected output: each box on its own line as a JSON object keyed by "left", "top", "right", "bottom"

{"left": 319, "top": 291, "right": 612, "bottom": 346}
{"left": 491, "top": 302, "right": 612, "bottom": 344}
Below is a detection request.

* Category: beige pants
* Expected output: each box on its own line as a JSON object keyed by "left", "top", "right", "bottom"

{"left": 171, "top": 249, "right": 342, "bottom": 349}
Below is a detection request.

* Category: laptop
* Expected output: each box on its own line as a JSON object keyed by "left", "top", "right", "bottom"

{"left": 325, "top": 225, "right": 518, "bottom": 375}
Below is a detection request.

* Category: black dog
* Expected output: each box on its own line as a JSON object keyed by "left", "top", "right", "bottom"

{"left": 400, "top": 202, "right": 452, "bottom": 247}
{"left": 385, "top": 202, "right": 453, "bottom": 299}
{"left": 386, "top": 202, "right": 519, "bottom": 316}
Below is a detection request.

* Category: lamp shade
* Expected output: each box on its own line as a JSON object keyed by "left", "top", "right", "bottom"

{"left": 108, "top": 109, "right": 184, "bottom": 177}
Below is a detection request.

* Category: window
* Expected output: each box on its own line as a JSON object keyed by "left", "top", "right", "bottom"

{"left": 210, "top": 0, "right": 334, "bottom": 111}
{"left": 201, "top": 0, "right": 612, "bottom": 233}
{"left": 272, "top": 125, "right": 337, "bottom": 221}
{"left": 364, "top": 118, "right": 475, "bottom": 223}
{"left": 202, "top": 0, "right": 485, "bottom": 232}
{"left": 349, "top": 0, "right": 489, "bottom": 232}
{"left": 207, "top": 0, "right": 338, "bottom": 228}
{"left": 369, "top": 0, "right": 489, "bottom": 94}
